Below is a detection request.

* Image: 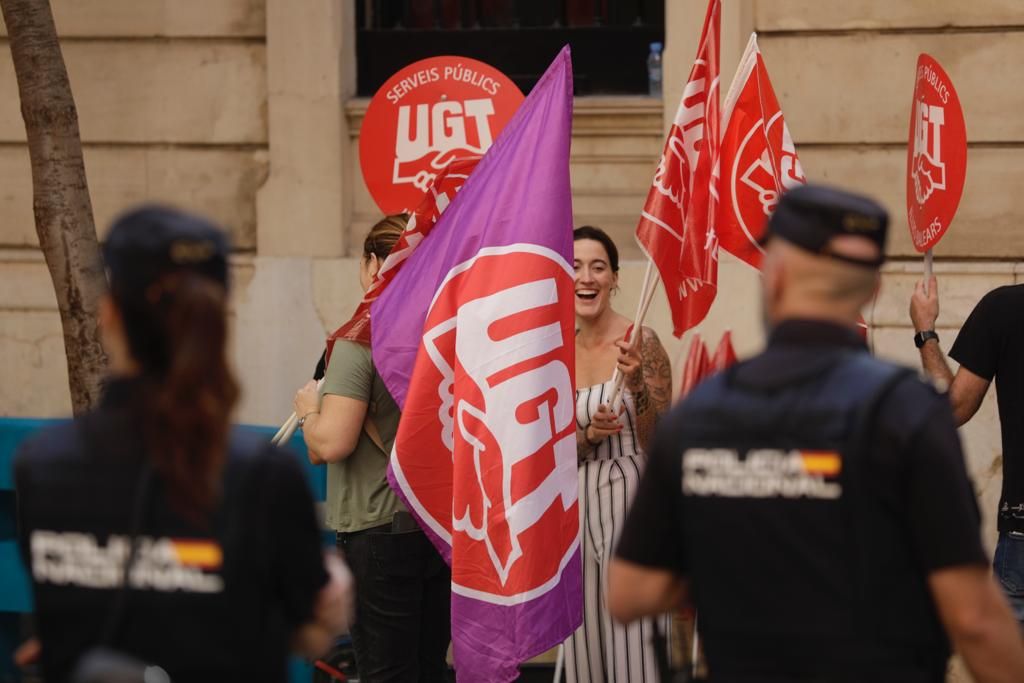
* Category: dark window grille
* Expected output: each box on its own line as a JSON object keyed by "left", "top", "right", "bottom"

{"left": 356, "top": 0, "right": 665, "bottom": 96}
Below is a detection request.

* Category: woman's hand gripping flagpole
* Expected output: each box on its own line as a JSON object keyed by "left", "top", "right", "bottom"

{"left": 271, "top": 378, "right": 324, "bottom": 446}
{"left": 271, "top": 414, "right": 296, "bottom": 445}
{"left": 606, "top": 260, "right": 660, "bottom": 412}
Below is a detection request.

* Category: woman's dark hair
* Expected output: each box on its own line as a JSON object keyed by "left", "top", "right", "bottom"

{"left": 573, "top": 225, "right": 619, "bottom": 272}
{"left": 105, "top": 206, "right": 239, "bottom": 524}
{"left": 116, "top": 274, "right": 239, "bottom": 523}
{"left": 363, "top": 214, "right": 408, "bottom": 262}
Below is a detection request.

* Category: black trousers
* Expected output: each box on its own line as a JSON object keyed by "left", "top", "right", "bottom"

{"left": 337, "top": 520, "right": 452, "bottom": 683}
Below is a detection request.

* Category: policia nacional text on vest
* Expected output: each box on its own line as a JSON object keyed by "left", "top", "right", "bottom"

{"left": 676, "top": 347, "right": 949, "bottom": 682}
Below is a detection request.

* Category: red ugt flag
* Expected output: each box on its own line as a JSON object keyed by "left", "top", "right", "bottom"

{"left": 716, "top": 37, "right": 873, "bottom": 339}
{"left": 371, "top": 48, "right": 580, "bottom": 683}
{"left": 679, "top": 334, "right": 711, "bottom": 399}
{"left": 636, "top": 0, "right": 721, "bottom": 338}
{"left": 710, "top": 329, "right": 738, "bottom": 372}
{"left": 717, "top": 34, "right": 806, "bottom": 269}
{"left": 325, "top": 157, "right": 479, "bottom": 360}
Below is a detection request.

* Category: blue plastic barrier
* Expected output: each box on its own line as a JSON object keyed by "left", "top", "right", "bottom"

{"left": 0, "top": 418, "right": 324, "bottom": 682}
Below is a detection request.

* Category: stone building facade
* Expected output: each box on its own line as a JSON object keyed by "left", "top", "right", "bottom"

{"left": 0, "top": 0, "right": 1016, "bottom": 579}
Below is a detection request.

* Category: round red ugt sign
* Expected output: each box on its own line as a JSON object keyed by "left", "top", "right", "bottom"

{"left": 906, "top": 54, "right": 967, "bottom": 253}
{"left": 360, "top": 56, "right": 524, "bottom": 215}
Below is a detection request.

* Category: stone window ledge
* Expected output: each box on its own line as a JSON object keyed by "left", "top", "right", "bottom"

{"left": 344, "top": 95, "right": 663, "bottom": 137}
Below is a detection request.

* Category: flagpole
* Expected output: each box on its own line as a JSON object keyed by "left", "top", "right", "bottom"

{"left": 692, "top": 614, "right": 701, "bottom": 678}
{"left": 722, "top": 33, "right": 759, "bottom": 126}
{"left": 271, "top": 413, "right": 297, "bottom": 445}
{"left": 607, "top": 261, "right": 660, "bottom": 410}
{"left": 924, "top": 248, "right": 933, "bottom": 295}
{"left": 271, "top": 378, "right": 324, "bottom": 446}
{"left": 607, "top": 261, "right": 652, "bottom": 397}
{"left": 271, "top": 413, "right": 299, "bottom": 446}
{"left": 552, "top": 644, "right": 564, "bottom": 683}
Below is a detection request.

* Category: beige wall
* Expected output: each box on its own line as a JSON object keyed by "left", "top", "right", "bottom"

{"left": 659, "top": 1, "right": 1013, "bottom": 575}
{"left": 777, "top": 1, "right": 1011, "bottom": 555}
{"left": 660, "top": 8, "right": 1016, "bottom": 676}
{"left": 345, "top": 96, "right": 663, "bottom": 260}
{"left": 0, "top": 0, "right": 1019, "bottom": 676}
{"left": 0, "top": 1, "right": 269, "bottom": 248}
{"left": 0, "top": 0, "right": 666, "bottom": 427}
{"left": 0, "top": 0, "right": 1017, "bottom": 560}
{"left": 0, "top": 0, "right": 269, "bottom": 417}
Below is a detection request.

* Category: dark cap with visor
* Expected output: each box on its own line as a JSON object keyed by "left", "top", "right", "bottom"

{"left": 761, "top": 184, "right": 889, "bottom": 268}
{"left": 103, "top": 206, "right": 230, "bottom": 298}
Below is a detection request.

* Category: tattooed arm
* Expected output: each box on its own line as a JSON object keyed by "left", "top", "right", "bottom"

{"left": 621, "top": 327, "right": 672, "bottom": 451}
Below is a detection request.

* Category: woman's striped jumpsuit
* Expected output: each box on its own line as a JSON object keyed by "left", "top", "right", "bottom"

{"left": 564, "top": 380, "right": 671, "bottom": 682}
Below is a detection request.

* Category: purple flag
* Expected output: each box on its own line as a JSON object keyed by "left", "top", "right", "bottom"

{"left": 371, "top": 47, "right": 581, "bottom": 682}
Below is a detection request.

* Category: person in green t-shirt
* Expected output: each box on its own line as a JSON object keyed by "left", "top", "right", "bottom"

{"left": 292, "top": 215, "right": 451, "bottom": 682}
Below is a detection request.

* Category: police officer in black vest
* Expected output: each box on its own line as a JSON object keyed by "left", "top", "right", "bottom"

{"left": 15, "top": 207, "right": 352, "bottom": 682}
{"left": 607, "top": 185, "right": 1024, "bottom": 682}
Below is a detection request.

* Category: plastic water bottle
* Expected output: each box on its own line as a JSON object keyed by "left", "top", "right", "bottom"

{"left": 647, "top": 41, "right": 663, "bottom": 98}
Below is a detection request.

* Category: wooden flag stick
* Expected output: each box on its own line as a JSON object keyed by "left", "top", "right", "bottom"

{"left": 607, "top": 262, "right": 660, "bottom": 410}
{"left": 692, "top": 613, "right": 701, "bottom": 678}
{"left": 271, "top": 378, "right": 324, "bottom": 446}
{"left": 608, "top": 262, "right": 653, "bottom": 392}
{"left": 634, "top": 259, "right": 656, "bottom": 320}
{"left": 271, "top": 414, "right": 294, "bottom": 443}
{"left": 276, "top": 414, "right": 301, "bottom": 446}
{"left": 272, "top": 413, "right": 298, "bottom": 446}
{"left": 924, "top": 248, "right": 934, "bottom": 295}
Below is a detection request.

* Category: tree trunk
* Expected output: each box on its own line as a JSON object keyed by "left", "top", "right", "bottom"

{"left": 1, "top": 0, "right": 106, "bottom": 414}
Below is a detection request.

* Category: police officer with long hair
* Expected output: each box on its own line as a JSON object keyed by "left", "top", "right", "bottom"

{"left": 15, "top": 207, "right": 351, "bottom": 682}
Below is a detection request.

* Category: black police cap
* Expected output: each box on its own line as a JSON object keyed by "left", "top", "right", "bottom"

{"left": 103, "top": 205, "right": 230, "bottom": 297}
{"left": 762, "top": 184, "right": 889, "bottom": 268}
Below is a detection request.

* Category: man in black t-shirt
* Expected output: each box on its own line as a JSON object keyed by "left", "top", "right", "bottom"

{"left": 609, "top": 185, "right": 1024, "bottom": 683}
{"left": 911, "top": 277, "right": 1024, "bottom": 624}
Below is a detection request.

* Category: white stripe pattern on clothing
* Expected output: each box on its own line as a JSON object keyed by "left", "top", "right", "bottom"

{"left": 565, "top": 381, "right": 671, "bottom": 682}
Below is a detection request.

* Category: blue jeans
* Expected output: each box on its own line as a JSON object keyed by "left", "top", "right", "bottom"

{"left": 994, "top": 532, "right": 1024, "bottom": 625}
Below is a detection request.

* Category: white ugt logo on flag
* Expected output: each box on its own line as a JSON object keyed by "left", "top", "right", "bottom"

{"left": 419, "top": 250, "right": 577, "bottom": 590}
{"left": 912, "top": 99, "right": 947, "bottom": 204}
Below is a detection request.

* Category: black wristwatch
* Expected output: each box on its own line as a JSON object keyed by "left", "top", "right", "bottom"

{"left": 914, "top": 330, "right": 939, "bottom": 349}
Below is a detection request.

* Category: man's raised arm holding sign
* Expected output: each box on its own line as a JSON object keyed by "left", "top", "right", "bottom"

{"left": 906, "top": 52, "right": 1024, "bottom": 633}
{"left": 910, "top": 276, "right": 1024, "bottom": 630}
{"left": 909, "top": 276, "right": 991, "bottom": 426}
{"left": 904, "top": 51, "right": 979, "bottom": 424}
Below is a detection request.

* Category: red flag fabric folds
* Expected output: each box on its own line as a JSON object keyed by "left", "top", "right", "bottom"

{"left": 680, "top": 334, "right": 711, "bottom": 399}
{"left": 325, "top": 157, "right": 479, "bottom": 363}
{"left": 371, "top": 48, "right": 580, "bottom": 683}
{"left": 710, "top": 330, "right": 738, "bottom": 373}
{"left": 635, "top": 0, "right": 721, "bottom": 338}
{"left": 717, "top": 34, "right": 806, "bottom": 270}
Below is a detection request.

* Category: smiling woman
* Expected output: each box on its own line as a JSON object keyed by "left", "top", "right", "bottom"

{"left": 565, "top": 225, "right": 673, "bottom": 683}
